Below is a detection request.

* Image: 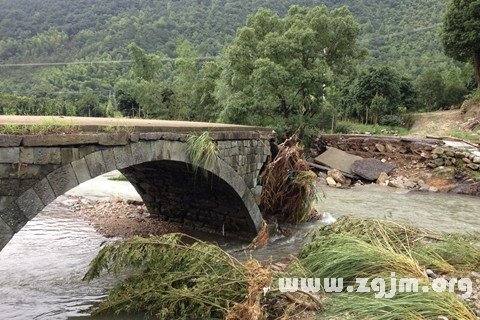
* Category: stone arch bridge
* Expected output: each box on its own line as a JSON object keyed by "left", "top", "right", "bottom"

{"left": 0, "top": 116, "right": 274, "bottom": 251}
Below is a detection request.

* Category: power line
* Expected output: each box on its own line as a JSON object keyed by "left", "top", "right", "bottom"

{"left": 0, "top": 56, "right": 218, "bottom": 68}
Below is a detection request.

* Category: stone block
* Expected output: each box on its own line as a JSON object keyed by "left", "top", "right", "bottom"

{"left": 0, "top": 203, "right": 28, "bottom": 232}
{"left": 47, "top": 165, "right": 79, "bottom": 196}
{"left": 71, "top": 158, "right": 92, "bottom": 183}
{"left": 131, "top": 142, "right": 153, "bottom": 164}
{"left": 16, "top": 188, "right": 44, "bottom": 219}
{"left": 61, "top": 148, "right": 80, "bottom": 164}
{"left": 98, "top": 132, "right": 129, "bottom": 146}
{"left": 0, "top": 196, "right": 15, "bottom": 210}
{"left": 0, "top": 135, "right": 22, "bottom": 147}
{"left": 78, "top": 146, "right": 97, "bottom": 158}
{"left": 0, "top": 147, "right": 19, "bottom": 163}
{"left": 0, "top": 179, "right": 20, "bottom": 196}
{"left": 85, "top": 152, "right": 107, "bottom": 178}
{"left": 22, "top": 134, "right": 98, "bottom": 146}
{"left": 33, "top": 178, "right": 56, "bottom": 206}
{"left": 101, "top": 149, "right": 117, "bottom": 172}
{"left": 20, "top": 147, "right": 61, "bottom": 164}
{"left": 113, "top": 145, "right": 134, "bottom": 169}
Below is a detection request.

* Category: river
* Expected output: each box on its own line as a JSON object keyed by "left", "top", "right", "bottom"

{"left": 0, "top": 173, "right": 479, "bottom": 319}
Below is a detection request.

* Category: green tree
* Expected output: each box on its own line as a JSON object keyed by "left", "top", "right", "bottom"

{"left": 442, "top": 0, "right": 480, "bottom": 90}
{"left": 416, "top": 69, "right": 446, "bottom": 110}
{"left": 219, "top": 5, "right": 363, "bottom": 136}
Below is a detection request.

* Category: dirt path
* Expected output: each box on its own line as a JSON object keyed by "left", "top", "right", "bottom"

{"left": 409, "top": 109, "right": 463, "bottom": 137}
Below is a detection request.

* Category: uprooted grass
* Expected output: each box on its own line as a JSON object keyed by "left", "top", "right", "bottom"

{"left": 298, "top": 233, "right": 426, "bottom": 281}
{"left": 306, "top": 216, "right": 480, "bottom": 275}
{"left": 320, "top": 291, "right": 476, "bottom": 320}
{"left": 186, "top": 131, "right": 218, "bottom": 176}
{"left": 84, "top": 234, "right": 321, "bottom": 320}
{"left": 298, "top": 217, "right": 478, "bottom": 319}
{"left": 260, "top": 136, "right": 318, "bottom": 223}
{"left": 84, "top": 234, "right": 249, "bottom": 319}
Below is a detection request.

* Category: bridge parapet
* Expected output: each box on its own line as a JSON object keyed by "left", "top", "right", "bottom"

{"left": 0, "top": 125, "right": 274, "bottom": 251}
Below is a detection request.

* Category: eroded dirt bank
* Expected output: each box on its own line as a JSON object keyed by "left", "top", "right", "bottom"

{"left": 310, "top": 134, "right": 480, "bottom": 196}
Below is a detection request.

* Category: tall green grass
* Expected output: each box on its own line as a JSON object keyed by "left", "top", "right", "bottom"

{"left": 186, "top": 131, "right": 218, "bottom": 176}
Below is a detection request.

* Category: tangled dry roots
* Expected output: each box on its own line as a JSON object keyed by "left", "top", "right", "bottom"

{"left": 259, "top": 135, "right": 318, "bottom": 223}
{"left": 226, "top": 259, "right": 272, "bottom": 320}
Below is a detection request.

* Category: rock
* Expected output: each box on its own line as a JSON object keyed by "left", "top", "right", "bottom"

{"left": 314, "top": 147, "right": 363, "bottom": 175}
{"left": 403, "top": 178, "right": 416, "bottom": 189}
{"left": 328, "top": 169, "right": 347, "bottom": 185}
{"left": 429, "top": 186, "right": 439, "bottom": 193}
{"left": 445, "top": 151, "right": 455, "bottom": 157}
{"left": 385, "top": 143, "right": 395, "bottom": 153}
{"left": 420, "top": 151, "right": 430, "bottom": 159}
{"left": 467, "top": 163, "right": 480, "bottom": 171}
{"left": 444, "top": 159, "right": 452, "bottom": 166}
{"left": 463, "top": 157, "right": 472, "bottom": 164}
{"left": 336, "top": 183, "right": 342, "bottom": 188}
{"left": 375, "top": 143, "right": 386, "bottom": 153}
{"left": 431, "top": 154, "right": 439, "bottom": 160}
{"left": 454, "top": 152, "right": 465, "bottom": 159}
{"left": 351, "top": 158, "right": 395, "bottom": 181}
{"left": 432, "top": 147, "right": 445, "bottom": 155}
{"left": 398, "top": 147, "right": 408, "bottom": 154}
{"left": 388, "top": 178, "right": 404, "bottom": 189}
{"left": 432, "top": 158, "right": 445, "bottom": 167}
{"left": 426, "top": 269, "right": 438, "bottom": 279}
{"left": 433, "top": 166, "right": 455, "bottom": 179}
{"left": 326, "top": 177, "right": 337, "bottom": 187}
{"left": 381, "top": 158, "right": 387, "bottom": 163}
{"left": 377, "top": 172, "right": 389, "bottom": 185}
{"left": 417, "top": 179, "right": 426, "bottom": 187}
{"left": 474, "top": 157, "right": 480, "bottom": 164}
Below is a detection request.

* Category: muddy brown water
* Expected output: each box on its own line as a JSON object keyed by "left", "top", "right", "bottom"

{"left": 0, "top": 174, "right": 479, "bottom": 319}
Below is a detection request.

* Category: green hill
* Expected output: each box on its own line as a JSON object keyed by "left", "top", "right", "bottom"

{"left": 0, "top": 0, "right": 456, "bottom": 95}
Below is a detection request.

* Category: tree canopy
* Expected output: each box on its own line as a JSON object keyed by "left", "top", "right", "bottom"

{"left": 442, "top": 0, "right": 480, "bottom": 89}
{"left": 219, "top": 5, "right": 363, "bottom": 136}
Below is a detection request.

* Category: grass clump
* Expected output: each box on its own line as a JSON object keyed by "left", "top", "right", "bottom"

{"left": 0, "top": 118, "right": 79, "bottom": 135}
{"left": 334, "top": 120, "right": 410, "bottom": 136}
{"left": 84, "top": 233, "right": 320, "bottom": 320}
{"left": 307, "top": 216, "right": 432, "bottom": 248}
{"left": 298, "top": 233, "right": 426, "bottom": 281}
{"left": 320, "top": 291, "right": 476, "bottom": 320}
{"left": 413, "top": 235, "right": 480, "bottom": 274}
{"left": 186, "top": 131, "right": 218, "bottom": 175}
{"left": 260, "top": 135, "right": 318, "bottom": 223}
{"left": 84, "top": 234, "right": 250, "bottom": 319}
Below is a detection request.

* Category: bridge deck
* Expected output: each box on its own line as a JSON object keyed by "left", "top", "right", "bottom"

{"left": 0, "top": 116, "right": 271, "bottom": 133}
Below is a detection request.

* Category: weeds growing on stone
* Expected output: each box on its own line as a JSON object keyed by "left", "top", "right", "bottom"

{"left": 0, "top": 118, "right": 79, "bottom": 134}
{"left": 186, "top": 131, "right": 218, "bottom": 176}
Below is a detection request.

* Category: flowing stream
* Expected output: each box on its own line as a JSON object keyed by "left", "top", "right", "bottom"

{"left": 0, "top": 173, "right": 479, "bottom": 319}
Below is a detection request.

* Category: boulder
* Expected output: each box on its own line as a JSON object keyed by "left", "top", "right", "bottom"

{"left": 326, "top": 177, "right": 337, "bottom": 187}
{"left": 328, "top": 169, "right": 347, "bottom": 185}
{"left": 351, "top": 158, "right": 395, "bottom": 181}
{"left": 473, "top": 157, "right": 480, "bottom": 164}
{"left": 375, "top": 143, "right": 386, "bottom": 153}
{"left": 314, "top": 147, "right": 363, "bottom": 175}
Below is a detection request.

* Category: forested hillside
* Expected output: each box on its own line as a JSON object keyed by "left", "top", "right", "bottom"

{"left": 0, "top": 0, "right": 452, "bottom": 91}
{"left": 1, "top": 0, "right": 476, "bottom": 136}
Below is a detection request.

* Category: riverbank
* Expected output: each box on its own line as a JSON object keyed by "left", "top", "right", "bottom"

{"left": 311, "top": 134, "right": 480, "bottom": 197}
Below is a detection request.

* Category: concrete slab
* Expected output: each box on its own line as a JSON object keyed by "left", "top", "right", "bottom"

{"left": 314, "top": 147, "right": 363, "bottom": 175}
